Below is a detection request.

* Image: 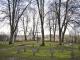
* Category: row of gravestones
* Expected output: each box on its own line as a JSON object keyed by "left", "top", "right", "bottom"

{"left": 16, "top": 44, "right": 40, "bottom": 56}
{"left": 16, "top": 44, "right": 80, "bottom": 59}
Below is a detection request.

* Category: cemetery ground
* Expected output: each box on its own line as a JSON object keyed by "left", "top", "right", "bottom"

{"left": 0, "top": 41, "right": 80, "bottom": 60}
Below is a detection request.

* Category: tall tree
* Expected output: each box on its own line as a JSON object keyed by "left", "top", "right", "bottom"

{"left": 36, "top": 0, "right": 45, "bottom": 46}
{"left": 47, "top": 13, "right": 52, "bottom": 42}
{"left": 22, "top": 11, "right": 30, "bottom": 41}
{"left": 55, "top": 0, "right": 70, "bottom": 45}
{"left": 22, "top": 17, "right": 27, "bottom": 40}
{"left": 7, "top": 0, "right": 32, "bottom": 44}
{"left": 32, "top": 9, "right": 36, "bottom": 41}
{"left": 35, "top": 17, "right": 40, "bottom": 43}
{"left": 47, "top": 1, "right": 57, "bottom": 42}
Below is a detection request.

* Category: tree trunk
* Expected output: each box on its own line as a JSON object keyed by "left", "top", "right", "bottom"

{"left": 53, "top": 30, "right": 55, "bottom": 42}
{"left": 9, "top": 29, "right": 14, "bottom": 44}
{"left": 50, "top": 27, "right": 51, "bottom": 42}
{"left": 41, "top": 20, "right": 45, "bottom": 46}
{"left": 58, "top": 0, "right": 62, "bottom": 45}
{"left": 59, "top": 29, "right": 62, "bottom": 45}
{"left": 36, "top": 0, "right": 45, "bottom": 46}
{"left": 24, "top": 28, "right": 27, "bottom": 41}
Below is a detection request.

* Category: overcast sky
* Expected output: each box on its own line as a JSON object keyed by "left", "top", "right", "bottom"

{"left": 0, "top": 0, "right": 71, "bottom": 35}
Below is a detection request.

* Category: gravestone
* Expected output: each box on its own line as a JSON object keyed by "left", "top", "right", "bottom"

{"left": 32, "top": 48, "right": 37, "bottom": 56}
{"left": 49, "top": 44, "right": 54, "bottom": 57}
{"left": 16, "top": 46, "right": 23, "bottom": 54}
{"left": 49, "top": 48, "right": 54, "bottom": 57}
{"left": 36, "top": 44, "right": 40, "bottom": 52}
{"left": 16, "top": 44, "right": 27, "bottom": 54}
{"left": 60, "top": 46, "right": 64, "bottom": 52}
{"left": 32, "top": 44, "right": 37, "bottom": 56}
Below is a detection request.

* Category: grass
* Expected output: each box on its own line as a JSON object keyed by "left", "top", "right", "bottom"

{"left": 0, "top": 44, "right": 14, "bottom": 49}
{"left": 0, "top": 41, "right": 80, "bottom": 60}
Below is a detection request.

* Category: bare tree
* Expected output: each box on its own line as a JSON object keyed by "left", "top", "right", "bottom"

{"left": 7, "top": 0, "right": 32, "bottom": 44}
{"left": 47, "top": 13, "right": 52, "bottom": 42}
{"left": 49, "top": 1, "right": 57, "bottom": 42}
{"left": 32, "top": 9, "right": 36, "bottom": 41}
{"left": 54, "top": 0, "right": 70, "bottom": 45}
{"left": 22, "top": 17, "right": 27, "bottom": 40}
{"left": 21, "top": 10, "right": 30, "bottom": 41}
{"left": 35, "top": 17, "right": 40, "bottom": 43}
{"left": 36, "top": 0, "right": 45, "bottom": 46}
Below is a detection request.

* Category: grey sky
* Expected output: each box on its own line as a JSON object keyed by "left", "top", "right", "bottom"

{"left": 0, "top": 0, "right": 71, "bottom": 35}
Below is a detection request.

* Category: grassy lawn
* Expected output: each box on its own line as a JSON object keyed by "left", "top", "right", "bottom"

{"left": 0, "top": 41, "right": 80, "bottom": 60}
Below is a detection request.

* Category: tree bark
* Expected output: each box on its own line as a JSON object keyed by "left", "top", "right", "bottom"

{"left": 36, "top": 0, "right": 45, "bottom": 46}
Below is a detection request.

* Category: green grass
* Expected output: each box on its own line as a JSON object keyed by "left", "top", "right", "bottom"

{"left": 0, "top": 41, "right": 80, "bottom": 60}
{"left": 0, "top": 44, "right": 14, "bottom": 49}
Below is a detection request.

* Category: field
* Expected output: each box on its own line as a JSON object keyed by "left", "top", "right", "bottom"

{"left": 0, "top": 41, "right": 80, "bottom": 60}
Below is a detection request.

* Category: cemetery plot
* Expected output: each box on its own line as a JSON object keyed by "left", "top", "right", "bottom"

{"left": 16, "top": 44, "right": 27, "bottom": 53}
{"left": 0, "top": 41, "right": 80, "bottom": 60}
